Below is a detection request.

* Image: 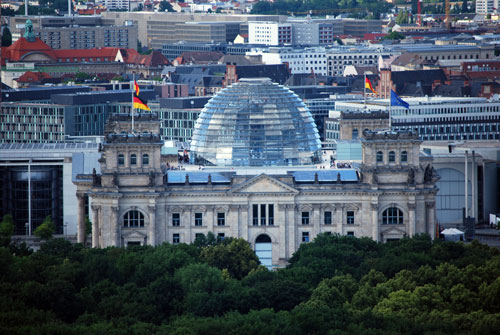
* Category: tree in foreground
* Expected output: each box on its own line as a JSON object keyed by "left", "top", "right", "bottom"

{"left": 34, "top": 215, "right": 56, "bottom": 240}
{"left": 0, "top": 214, "right": 15, "bottom": 246}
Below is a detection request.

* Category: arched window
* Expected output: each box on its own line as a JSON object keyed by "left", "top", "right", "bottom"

{"left": 382, "top": 207, "right": 404, "bottom": 224}
{"left": 389, "top": 151, "right": 395, "bottom": 162}
{"left": 123, "top": 210, "right": 145, "bottom": 227}
{"left": 130, "top": 154, "right": 137, "bottom": 165}
{"left": 142, "top": 154, "right": 149, "bottom": 165}
{"left": 118, "top": 154, "right": 124, "bottom": 166}
{"left": 401, "top": 151, "right": 408, "bottom": 163}
{"left": 376, "top": 151, "right": 383, "bottom": 163}
{"left": 352, "top": 128, "right": 359, "bottom": 139}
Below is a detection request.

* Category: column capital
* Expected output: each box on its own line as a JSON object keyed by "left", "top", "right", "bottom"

{"left": 425, "top": 201, "right": 435, "bottom": 209}
{"left": 111, "top": 206, "right": 119, "bottom": 214}
{"left": 408, "top": 202, "right": 416, "bottom": 210}
{"left": 76, "top": 193, "right": 85, "bottom": 200}
{"left": 148, "top": 205, "right": 156, "bottom": 213}
{"left": 371, "top": 203, "right": 378, "bottom": 211}
{"left": 91, "top": 204, "right": 100, "bottom": 211}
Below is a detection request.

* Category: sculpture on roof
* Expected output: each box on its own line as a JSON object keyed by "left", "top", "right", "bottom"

{"left": 23, "top": 20, "right": 36, "bottom": 42}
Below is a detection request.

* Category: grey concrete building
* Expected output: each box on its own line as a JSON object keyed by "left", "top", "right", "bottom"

{"left": 100, "top": 12, "right": 285, "bottom": 50}
{"left": 9, "top": 15, "right": 138, "bottom": 49}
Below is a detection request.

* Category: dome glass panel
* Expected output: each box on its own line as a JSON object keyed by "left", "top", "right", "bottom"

{"left": 190, "top": 78, "right": 322, "bottom": 166}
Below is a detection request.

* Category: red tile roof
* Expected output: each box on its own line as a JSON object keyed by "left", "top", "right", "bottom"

{"left": 16, "top": 71, "right": 51, "bottom": 83}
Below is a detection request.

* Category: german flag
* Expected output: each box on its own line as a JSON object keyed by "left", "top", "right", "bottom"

{"left": 365, "top": 77, "right": 377, "bottom": 94}
{"left": 133, "top": 95, "right": 151, "bottom": 111}
{"left": 134, "top": 80, "right": 140, "bottom": 96}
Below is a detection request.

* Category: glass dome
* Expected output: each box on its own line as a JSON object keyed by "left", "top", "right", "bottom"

{"left": 190, "top": 78, "right": 322, "bottom": 166}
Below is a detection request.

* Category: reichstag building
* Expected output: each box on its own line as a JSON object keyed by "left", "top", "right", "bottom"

{"left": 74, "top": 78, "right": 438, "bottom": 268}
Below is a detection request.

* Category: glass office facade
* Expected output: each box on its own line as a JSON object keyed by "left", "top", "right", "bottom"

{"left": 190, "top": 78, "right": 322, "bottom": 166}
{"left": 0, "top": 166, "right": 63, "bottom": 235}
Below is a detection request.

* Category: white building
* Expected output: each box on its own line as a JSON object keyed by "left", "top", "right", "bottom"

{"left": 248, "top": 22, "right": 292, "bottom": 46}
{"left": 326, "top": 47, "right": 394, "bottom": 76}
{"left": 476, "top": 0, "right": 499, "bottom": 14}
{"left": 247, "top": 47, "right": 328, "bottom": 75}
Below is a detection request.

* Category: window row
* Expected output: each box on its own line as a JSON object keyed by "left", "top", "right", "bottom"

{"left": 301, "top": 210, "right": 354, "bottom": 225}
{"left": 171, "top": 212, "right": 225, "bottom": 227}
{"left": 252, "top": 204, "right": 274, "bottom": 226}
{"left": 118, "top": 153, "right": 149, "bottom": 166}
{"left": 122, "top": 207, "right": 404, "bottom": 228}
{"left": 376, "top": 150, "right": 408, "bottom": 163}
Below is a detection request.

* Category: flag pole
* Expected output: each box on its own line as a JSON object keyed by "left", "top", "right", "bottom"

{"left": 388, "top": 92, "right": 392, "bottom": 130}
{"left": 131, "top": 74, "right": 135, "bottom": 133}
{"left": 363, "top": 73, "right": 366, "bottom": 109}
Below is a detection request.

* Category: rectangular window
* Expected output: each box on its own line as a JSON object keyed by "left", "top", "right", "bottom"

{"left": 324, "top": 211, "right": 332, "bottom": 225}
{"left": 194, "top": 213, "right": 203, "bottom": 226}
{"left": 347, "top": 231, "right": 354, "bottom": 236}
{"left": 217, "top": 233, "right": 225, "bottom": 240}
{"left": 302, "top": 211, "right": 310, "bottom": 225}
{"left": 268, "top": 204, "right": 274, "bottom": 225}
{"left": 347, "top": 211, "right": 355, "bottom": 225}
{"left": 261, "top": 204, "right": 266, "bottom": 225}
{"left": 252, "top": 204, "right": 259, "bottom": 226}
{"left": 195, "top": 233, "right": 204, "bottom": 240}
{"left": 173, "top": 233, "right": 180, "bottom": 244}
{"left": 217, "top": 212, "right": 225, "bottom": 226}
{"left": 302, "top": 232, "right": 310, "bottom": 242}
{"left": 172, "top": 213, "right": 180, "bottom": 226}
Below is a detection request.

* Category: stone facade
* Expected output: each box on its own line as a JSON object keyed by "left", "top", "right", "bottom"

{"left": 339, "top": 111, "right": 390, "bottom": 140}
{"left": 74, "top": 114, "right": 438, "bottom": 267}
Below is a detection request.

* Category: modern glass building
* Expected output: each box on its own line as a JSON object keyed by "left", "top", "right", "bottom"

{"left": 190, "top": 78, "right": 322, "bottom": 166}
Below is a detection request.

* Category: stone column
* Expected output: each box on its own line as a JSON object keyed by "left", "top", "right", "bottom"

{"left": 164, "top": 205, "right": 169, "bottom": 243}
{"left": 207, "top": 206, "right": 215, "bottom": 232}
{"left": 426, "top": 201, "right": 436, "bottom": 240}
{"left": 408, "top": 202, "right": 416, "bottom": 237}
{"left": 241, "top": 205, "right": 249, "bottom": 240}
{"left": 91, "top": 204, "right": 99, "bottom": 248}
{"left": 336, "top": 204, "right": 344, "bottom": 235}
{"left": 371, "top": 203, "right": 379, "bottom": 242}
{"left": 288, "top": 205, "right": 296, "bottom": 255}
{"left": 77, "top": 194, "right": 85, "bottom": 243}
{"left": 312, "top": 205, "right": 320, "bottom": 238}
{"left": 148, "top": 205, "right": 156, "bottom": 246}
{"left": 278, "top": 204, "right": 287, "bottom": 260}
{"left": 111, "top": 206, "right": 120, "bottom": 247}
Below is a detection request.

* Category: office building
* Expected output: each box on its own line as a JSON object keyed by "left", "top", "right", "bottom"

{"left": 335, "top": 97, "right": 500, "bottom": 141}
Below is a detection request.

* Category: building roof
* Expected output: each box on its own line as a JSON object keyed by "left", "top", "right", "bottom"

{"left": 15, "top": 71, "right": 51, "bottom": 83}
{"left": 391, "top": 69, "right": 448, "bottom": 96}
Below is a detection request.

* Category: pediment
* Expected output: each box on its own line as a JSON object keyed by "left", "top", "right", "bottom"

{"left": 122, "top": 229, "right": 147, "bottom": 239}
{"left": 229, "top": 173, "right": 299, "bottom": 194}
{"left": 381, "top": 226, "right": 406, "bottom": 236}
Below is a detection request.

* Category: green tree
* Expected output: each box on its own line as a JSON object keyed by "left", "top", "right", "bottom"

{"left": 159, "top": 0, "right": 174, "bottom": 12}
{"left": 0, "top": 214, "right": 15, "bottom": 247}
{"left": 200, "top": 238, "right": 260, "bottom": 279}
{"left": 2, "top": 27, "right": 13, "bottom": 47}
{"left": 34, "top": 215, "right": 56, "bottom": 240}
{"left": 382, "top": 31, "right": 405, "bottom": 40}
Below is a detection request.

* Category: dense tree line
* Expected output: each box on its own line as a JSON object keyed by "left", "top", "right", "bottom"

{"left": 1, "top": 233, "right": 500, "bottom": 334}
{"left": 250, "top": 0, "right": 392, "bottom": 19}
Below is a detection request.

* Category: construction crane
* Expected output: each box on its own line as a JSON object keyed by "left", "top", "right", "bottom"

{"left": 417, "top": 0, "right": 423, "bottom": 26}
{"left": 445, "top": 0, "right": 451, "bottom": 30}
